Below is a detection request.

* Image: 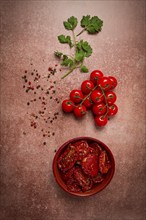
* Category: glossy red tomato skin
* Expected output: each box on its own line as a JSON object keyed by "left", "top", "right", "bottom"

{"left": 90, "top": 89, "right": 104, "bottom": 104}
{"left": 108, "top": 104, "right": 118, "bottom": 116}
{"left": 70, "top": 90, "right": 84, "bottom": 104}
{"left": 62, "top": 99, "right": 75, "bottom": 113}
{"left": 108, "top": 76, "right": 117, "bottom": 89}
{"left": 105, "top": 91, "right": 117, "bottom": 105}
{"left": 98, "top": 77, "right": 112, "bottom": 91}
{"left": 90, "top": 70, "right": 104, "bottom": 85}
{"left": 92, "top": 103, "right": 107, "bottom": 116}
{"left": 81, "top": 80, "right": 94, "bottom": 94}
{"left": 74, "top": 105, "right": 87, "bottom": 118}
{"left": 94, "top": 115, "right": 108, "bottom": 127}
{"left": 82, "top": 96, "right": 93, "bottom": 109}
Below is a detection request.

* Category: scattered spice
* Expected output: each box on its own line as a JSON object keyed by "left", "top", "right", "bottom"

{"left": 21, "top": 63, "right": 61, "bottom": 145}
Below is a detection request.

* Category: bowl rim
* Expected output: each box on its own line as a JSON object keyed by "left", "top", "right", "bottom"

{"left": 52, "top": 136, "right": 115, "bottom": 197}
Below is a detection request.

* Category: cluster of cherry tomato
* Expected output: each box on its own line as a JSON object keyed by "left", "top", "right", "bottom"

{"left": 62, "top": 70, "right": 118, "bottom": 127}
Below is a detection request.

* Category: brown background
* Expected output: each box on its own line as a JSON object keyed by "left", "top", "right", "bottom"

{"left": 0, "top": 1, "right": 146, "bottom": 220}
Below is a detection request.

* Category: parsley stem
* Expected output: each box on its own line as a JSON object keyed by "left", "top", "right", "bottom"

{"left": 76, "top": 28, "right": 86, "bottom": 37}
{"left": 61, "top": 62, "right": 82, "bottom": 79}
{"left": 61, "top": 66, "right": 77, "bottom": 79}
{"left": 72, "top": 30, "right": 77, "bottom": 50}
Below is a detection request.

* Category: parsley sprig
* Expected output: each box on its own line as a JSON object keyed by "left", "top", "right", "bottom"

{"left": 54, "top": 15, "right": 103, "bottom": 79}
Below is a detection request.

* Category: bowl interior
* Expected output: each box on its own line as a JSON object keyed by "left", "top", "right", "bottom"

{"left": 53, "top": 137, "right": 115, "bottom": 196}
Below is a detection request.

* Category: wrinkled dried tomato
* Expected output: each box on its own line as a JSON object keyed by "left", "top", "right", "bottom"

{"left": 74, "top": 140, "right": 90, "bottom": 160}
{"left": 58, "top": 145, "right": 77, "bottom": 172}
{"left": 81, "top": 153, "right": 98, "bottom": 177}
{"left": 89, "top": 142, "right": 102, "bottom": 156}
{"left": 73, "top": 167, "right": 93, "bottom": 192}
{"left": 92, "top": 172, "right": 104, "bottom": 183}
{"left": 66, "top": 178, "right": 81, "bottom": 193}
{"left": 99, "top": 151, "right": 111, "bottom": 174}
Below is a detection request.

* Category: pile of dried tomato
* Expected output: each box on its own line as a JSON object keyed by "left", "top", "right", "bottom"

{"left": 57, "top": 140, "right": 111, "bottom": 193}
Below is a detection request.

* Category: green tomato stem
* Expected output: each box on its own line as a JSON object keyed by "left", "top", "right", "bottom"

{"left": 80, "top": 85, "right": 98, "bottom": 105}
{"left": 78, "top": 85, "right": 109, "bottom": 118}
{"left": 99, "top": 85, "right": 109, "bottom": 117}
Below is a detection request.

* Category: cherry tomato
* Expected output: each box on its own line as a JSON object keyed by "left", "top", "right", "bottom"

{"left": 82, "top": 96, "right": 93, "bottom": 109}
{"left": 81, "top": 80, "right": 94, "bottom": 94}
{"left": 108, "top": 104, "right": 118, "bottom": 116}
{"left": 70, "top": 90, "right": 83, "bottom": 104}
{"left": 90, "top": 70, "right": 103, "bottom": 85}
{"left": 74, "top": 105, "right": 86, "bottom": 118}
{"left": 108, "top": 76, "right": 117, "bottom": 89}
{"left": 62, "top": 99, "right": 75, "bottom": 113}
{"left": 94, "top": 115, "right": 108, "bottom": 127}
{"left": 98, "top": 77, "right": 112, "bottom": 91}
{"left": 90, "top": 89, "right": 104, "bottom": 104}
{"left": 105, "top": 91, "right": 117, "bottom": 105}
{"left": 92, "top": 103, "right": 107, "bottom": 116}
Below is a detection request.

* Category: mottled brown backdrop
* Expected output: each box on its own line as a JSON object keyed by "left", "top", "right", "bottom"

{"left": 0, "top": 1, "right": 146, "bottom": 220}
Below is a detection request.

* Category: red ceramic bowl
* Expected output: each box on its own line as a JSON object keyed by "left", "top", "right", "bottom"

{"left": 52, "top": 137, "right": 115, "bottom": 197}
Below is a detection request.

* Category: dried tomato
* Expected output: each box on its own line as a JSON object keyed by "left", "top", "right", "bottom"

{"left": 81, "top": 154, "right": 98, "bottom": 177}
{"left": 73, "top": 167, "right": 93, "bottom": 192}
{"left": 62, "top": 167, "right": 76, "bottom": 182}
{"left": 73, "top": 140, "right": 90, "bottom": 160}
{"left": 99, "top": 151, "right": 111, "bottom": 174}
{"left": 66, "top": 178, "right": 81, "bottom": 193}
{"left": 58, "top": 145, "right": 77, "bottom": 172}
{"left": 89, "top": 142, "right": 102, "bottom": 156}
{"left": 92, "top": 172, "right": 104, "bottom": 183}
{"left": 57, "top": 140, "right": 112, "bottom": 193}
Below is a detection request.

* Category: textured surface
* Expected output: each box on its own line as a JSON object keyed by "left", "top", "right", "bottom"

{"left": 0, "top": 1, "right": 146, "bottom": 220}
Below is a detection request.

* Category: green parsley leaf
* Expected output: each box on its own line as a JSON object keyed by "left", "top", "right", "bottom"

{"left": 61, "top": 57, "right": 74, "bottom": 67}
{"left": 76, "top": 40, "right": 92, "bottom": 57}
{"left": 75, "top": 51, "right": 84, "bottom": 62}
{"left": 54, "top": 51, "right": 63, "bottom": 58}
{"left": 81, "top": 41, "right": 92, "bottom": 57}
{"left": 81, "top": 15, "right": 91, "bottom": 27}
{"left": 58, "top": 35, "right": 73, "bottom": 47}
{"left": 80, "top": 15, "right": 103, "bottom": 34}
{"left": 80, "top": 65, "right": 89, "bottom": 73}
{"left": 63, "top": 54, "right": 68, "bottom": 60}
{"left": 54, "top": 51, "right": 69, "bottom": 62}
{"left": 63, "top": 16, "right": 78, "bottom": 30}
{"left": 63, "top": 21, "right": 72, "bottom": 30}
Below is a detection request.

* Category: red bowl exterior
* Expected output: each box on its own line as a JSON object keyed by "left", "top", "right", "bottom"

{"left": 52, "top": 137, "right": 115, "bottom": 197}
